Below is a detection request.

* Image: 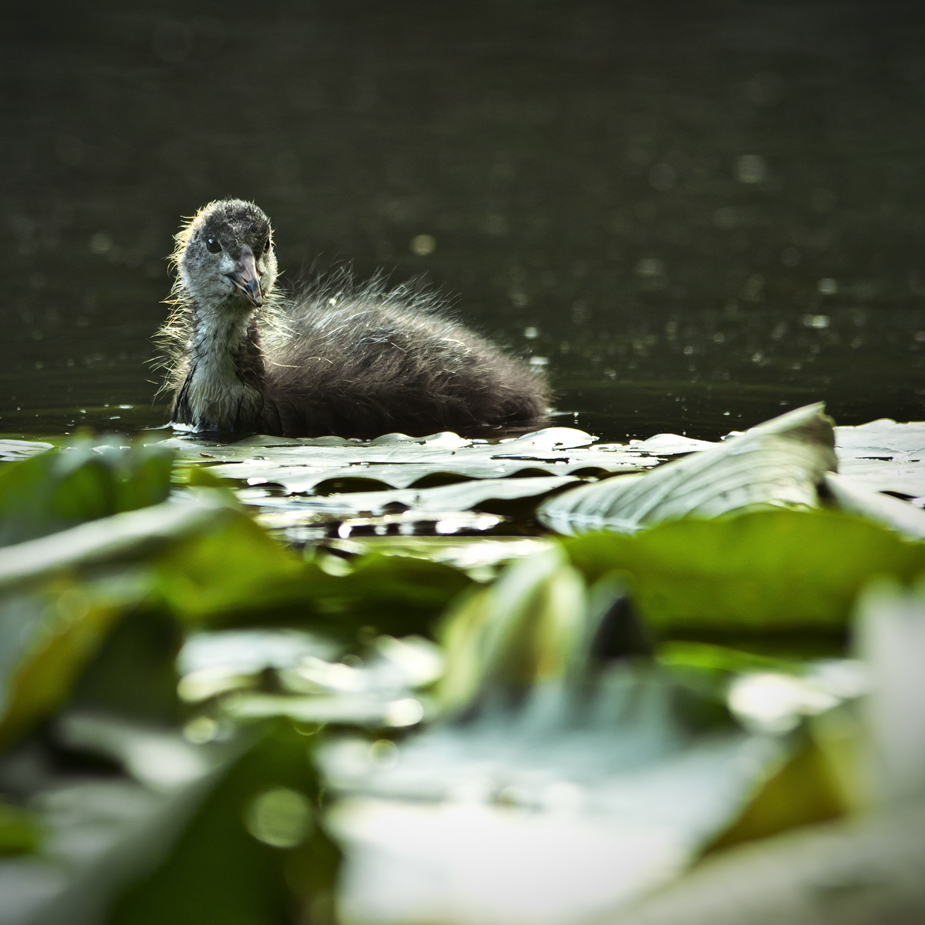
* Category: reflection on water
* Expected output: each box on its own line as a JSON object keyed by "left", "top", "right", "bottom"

{"left": 1, "top": 0, "right": 924, "bottom": 441}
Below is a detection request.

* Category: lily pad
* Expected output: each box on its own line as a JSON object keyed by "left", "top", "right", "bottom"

{"left": 538, "top": 404, "right": 837, "bottom": 536}
{"left": 0, "top": 440, "right": 54, "bottom": 462}
{"left": 254, "top": 475, "right": 578, "bottom": 519}
{"left": 165, "top": 427, "right": 656, "bottom": 496}
{"left": 833, "top": 419, "right": 925, "bottom": 498}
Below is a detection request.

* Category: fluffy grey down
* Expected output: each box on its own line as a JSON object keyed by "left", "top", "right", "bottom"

{"left": 156, "top": 199, "right": 549, "bottom": 439}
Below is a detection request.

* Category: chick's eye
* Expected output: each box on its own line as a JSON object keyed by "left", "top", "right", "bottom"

{"left": 206, "top": 237, "right": 221, "bottom": 254}
{"left": 263, "top": 238, "right": 271, "bottom": 253}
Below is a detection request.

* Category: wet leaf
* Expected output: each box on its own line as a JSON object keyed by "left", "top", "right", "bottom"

{"left": 253, "top": 474, "right": 577, "bottom": 521}
{"left": 0, "top": 490, "right": 238, "bottom": 590}
{"left": 0, "top": 802, "right": 43, "bottom": 856}
{"left": 539, "top": 404, "right": 837, "bottom": 535}
{"left": 165, "top": 427, "right": 655, "bottom": 495}
{"left": 600, "top": 801, "right": 925, "bottom": 925}
{"left": 854, "top": 575, "right": 925, "bottom": 804}
{"left": 437, "top": 547, "right": 589, "bottom": 713}
{"left": 0, "top": 439, "right": 54, "bottom": 462}
{"left": 833, "top": 419, "right": 925, "bottom": 498}
{"left": 0, "top": 718, "right": 336, "bottom": 925}
{"left": 823, "top": 472, "right": 925, "bottom": 538}
{"left": 0, "top": 576, "right": 145, "bottom": 750}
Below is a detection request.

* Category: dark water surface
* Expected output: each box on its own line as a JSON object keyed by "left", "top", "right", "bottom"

{"left": 2, "top": 0, "right": 925, "bottom": 442}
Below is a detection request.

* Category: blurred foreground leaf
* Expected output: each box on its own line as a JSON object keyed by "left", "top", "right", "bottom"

{"left": 595, "top": 801, "right": 925, "bottom": 925}
{"left": 108, "top": 721, "right": 340, "bottom": 925}
{"left": 321, "top": 549, "right": 815, "bottom": 924}
{"left": 0, "top": 719, "right": 338, "bottom": 925}
{"left": 563, "top": 509, "right": 925, "bottom": 634}
{"left": 0, "top": 576, "right": 146, "bottom": 750}
{"left": 0, "top": 438, "right": 174, "bottom": 548}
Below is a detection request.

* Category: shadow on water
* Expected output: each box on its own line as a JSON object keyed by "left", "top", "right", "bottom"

{"left": 1, "top": 0, "right": 924, "bottom": 441}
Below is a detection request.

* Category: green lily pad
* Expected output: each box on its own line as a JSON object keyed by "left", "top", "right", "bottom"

{"left": 0, "top": 438, "right": 175, "bottom": 548}
{"left": 563, "top": 509, "right": 925, "bottom": 634}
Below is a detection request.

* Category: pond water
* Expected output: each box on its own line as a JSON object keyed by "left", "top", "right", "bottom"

{"left": 2, "top": 0, "right": 925, "bottom": 443}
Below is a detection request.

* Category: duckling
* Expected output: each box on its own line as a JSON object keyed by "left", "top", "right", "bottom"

{"left": 156, "top": 199, "right": 549, "bottom": 439}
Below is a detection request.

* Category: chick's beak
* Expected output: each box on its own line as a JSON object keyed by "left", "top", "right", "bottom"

{"left": 229, "top": 245, "right": 264, "bottom": 307}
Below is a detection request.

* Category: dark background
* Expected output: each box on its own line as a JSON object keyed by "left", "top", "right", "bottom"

{"left": 2, "top": 0, "right": 924, "bottom": 440}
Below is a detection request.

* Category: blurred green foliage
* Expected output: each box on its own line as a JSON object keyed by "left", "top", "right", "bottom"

{"left": 564, "top": 509, "right": 925, "bottom": 634}
{"left": 0, "top": 437, "right": 174, "bottom": 547}
{"left": 0, "top": 437, "right": 921, "bottom": 924}
{"left": 109, "top": 722, "right": 340, "bottom": 925}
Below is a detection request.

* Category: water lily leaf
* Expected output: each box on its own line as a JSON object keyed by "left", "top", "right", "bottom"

{"left": 165, "top": 427, "right": 655, "bottom": 496}
{"left": 563, "top": 509, "right": 925, "bottom": 633}
{"left": 250, "top": 475, "right": 577, "bottom": 544}
{"left": 177, "top": 629, "right": 441, "bottom": 730}
{"left": 823, "top": 472, "right": 925, "bottom": 538}
{"left": 318, "top": 531, "right": 863, "bottom": 925}
{"left": 0, "top": 575, "right": 149, "bottom": 751}
{"left": 105, "top": 721, "right": 340, "bottom": 925}
{"left": 0, "top": 440, "right": 54, "bottom": 462}
{"left": 437, "top": 547, "right": 590, "bottom": 713}
{"left": 325, "top": 727, "right": 784, "bottom": 925}
{"left": 322, "top": 656, "right": 789, "bottom": 924}
{"left": 833, "top": 419, "right": 925, "bottom": 498}
{"left": 254, "top": 475, "right": 577, "bottom": 521}
{"left": 596, "top": 800, "right": 925, "bottom": 925}
{"left": 0, "top": 802, "right": 43, "bottom": 857}
{"left": 538, "top": 404, "right": 837, "bottom": 535}
{"left": 0, "top": 714, "right": 229, "bottom": 925}
{"left": 151, "top": 513, "right": 472, "bottom": 633}
{"left": 323, "top": 536, "right": 555, "bottom": 575}
{"left": 0, "top": 438, "right": 175, "bottom": 548}
{"left": 0, "top": 490, "right": 239, "bottom": 590}
{"left": 834, "top": 418, "right": 925, "bottom": 457}
{"left": 854, "top": 575, "right": 925, "bottom": 804}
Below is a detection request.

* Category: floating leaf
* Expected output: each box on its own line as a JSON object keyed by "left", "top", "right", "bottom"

{"left": 437, "top": 547, "right": 589, "bottom": 713}
{"left": 0, "top": 490, "right": 238, "bottom": 590}
{"left": 538, "top": 404, "right": 837, "bottom": 535}
{"left": 105, "top": 721, "right": 340, "bottom": 925}
{"left": 0, "top": 802, "right": 43, "bottom": 857}
{"left": 164, "top": 427, "right": 654, "bottom": 496}
{"left": 254, "top": 474, "right": 577, "bottom": 521}
{"left": 599, "top": 800, "right": 925, "bottom": 925}
{"left": 823, "top": 472, "right": 925, "bottom": 538}
{"left": 854, "top": 575, "right": 925, "bottom": 804}
{"left": 0, "top": 717, "right": 337, "bottom": 925}
{"left": 322, "top": 579, "right": 791, "bottom": 925}
{"left": 0, "top": 439, "right": 54, "bottom": 462}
